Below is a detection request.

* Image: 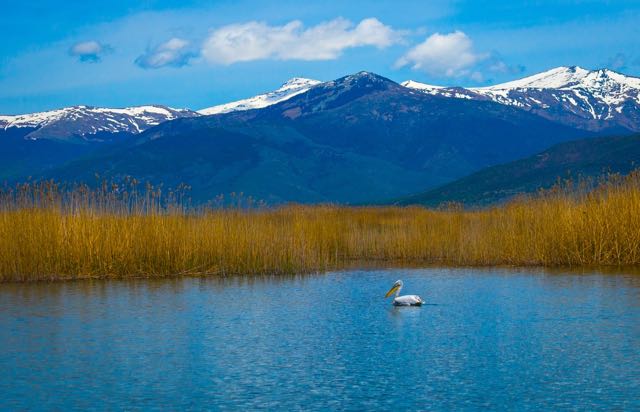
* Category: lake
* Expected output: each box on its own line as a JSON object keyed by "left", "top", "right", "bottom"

{"left": 1, "top": 268, "right": 639, "bottom": 410}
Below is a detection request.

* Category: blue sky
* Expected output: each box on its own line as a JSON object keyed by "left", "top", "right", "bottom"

{"left": 1, "top": 0, "right": 639, "bottom": 114}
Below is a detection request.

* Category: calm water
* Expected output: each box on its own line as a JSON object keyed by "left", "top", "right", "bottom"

{"left": 1, "top": 268, "right": 640, "bottom": 411}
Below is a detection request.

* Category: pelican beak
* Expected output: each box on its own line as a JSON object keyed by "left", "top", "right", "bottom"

{"left": 385, "top": 285, "right": 399, "bottom": 298}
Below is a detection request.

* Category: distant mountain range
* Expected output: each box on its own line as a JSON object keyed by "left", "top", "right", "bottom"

{"left": 3, "top": 66, "right": 639, "bottom": 143}
{"left": 0, "top": 105, "right": 197, "bottom": 142}
{"left": 403, "top": 66, "right": 640, "bottom": 133}
{"left": 1, "top": 66, "right": 639, "bottom": 204}
{"left": 35, "top": 72, "right": 588, "bottom": 203}
{"left": 396, "top": 133, "right": 640, "bottom": 207}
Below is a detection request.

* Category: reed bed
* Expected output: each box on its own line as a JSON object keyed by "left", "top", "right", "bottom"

{"left": 1, "top": 173, "right": 640, "bottom": 282}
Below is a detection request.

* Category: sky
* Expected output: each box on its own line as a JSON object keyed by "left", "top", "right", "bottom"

{"left": 1, "top": 0, "right": 639, "bottom": 114}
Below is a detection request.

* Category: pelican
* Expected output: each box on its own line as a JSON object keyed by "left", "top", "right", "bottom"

{"left": 385, "top": 280, "right": 424, "bottom": 306}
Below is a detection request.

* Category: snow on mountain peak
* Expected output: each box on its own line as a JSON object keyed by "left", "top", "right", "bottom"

{"left": 0, "top": 104, "right": 197, "bottom": 140}
{"left": 474, "top": 66, "right": 588, "bottom": 90}
{"left": 279, "top": 77, "right": 322, "bottom": 91}
{"left": 473, "top": 66, "right": 640, "bottom": 91}
{"left": 342, "top": 71, "right": 390, "bottom": 83}
{"left": 400, "top": 80, "right": 443, "bottom": 92}
{"left": 403, "top": 66, "right": 640, "bottom": 130}
{"left": 198, "top": 78, "right": 322, "bottom": 115}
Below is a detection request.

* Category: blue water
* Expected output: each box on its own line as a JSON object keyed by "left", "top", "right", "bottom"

{"left": 1, "top": 268, "right": 639, "bottom": 410}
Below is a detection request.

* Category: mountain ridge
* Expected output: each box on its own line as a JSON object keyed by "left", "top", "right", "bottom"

{"left": 404, "top": 66, "right": 640, "bottom": 132}
{"left": 41, "top": 71, "right": 591, "bottom": 204}
{"left": 197, "top": 78, "right": 322, "bottom": 115}
{"left": 3, "top": 66, "right": 640, "bottom": 143}
{"left": 0, "top": 105, "right": 198, "bottom": 142}
{"left": 395, "top": 133, "right": 640, "bottom": 207}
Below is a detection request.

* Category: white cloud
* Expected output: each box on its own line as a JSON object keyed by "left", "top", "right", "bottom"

{"left": 606, "top": 53, "right": 627, "bottom": 71}
{"left": 135, "top": 37, "right": 196, "bottom": 69}
{"left": 395, "top": 31, "right": 487, "bottom": 78}
{"left": 69, "top": 40, "right": 112, "bottom": 63}
{"left": 487, "top": 57, "right": 526, "bottom": 75}
{"left": 488, "top": 61, "right": 509, "bottom": 73}
{"left": 201, "top": 17, "right": 400, "bottom": 64}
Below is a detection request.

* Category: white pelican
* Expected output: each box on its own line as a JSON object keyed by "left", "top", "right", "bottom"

{"left": 385, "top": 280, "right": 424, "bottom": 306}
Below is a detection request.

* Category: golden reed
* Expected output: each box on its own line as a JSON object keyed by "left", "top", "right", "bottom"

{"left": 1, "top": 173, "right": 640, "bottom": 282}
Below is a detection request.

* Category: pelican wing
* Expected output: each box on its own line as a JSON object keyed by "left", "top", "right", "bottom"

{"left": 393, "top": 295, "right": 424, "bottom": 306}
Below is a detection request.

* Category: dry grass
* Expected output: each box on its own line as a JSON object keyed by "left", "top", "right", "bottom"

{"left": 1, "top": 173, "right": 640, "bottom": 282}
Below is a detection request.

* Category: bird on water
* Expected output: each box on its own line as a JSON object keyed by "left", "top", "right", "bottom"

{"left": 384, "top": 279, "right": 424, "bottom": 306}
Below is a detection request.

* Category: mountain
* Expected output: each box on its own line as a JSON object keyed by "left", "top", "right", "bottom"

{"left": 0, "top": 78, "right": 320, "bottom": 142}
{"left": 397, "top": 134, "right": 640, "bottom": 207}
{"left": 198, "top": 78, "right": 322, "bottom": 115}
{"left": 403, "top": 66, "right": 640, "bottom": 132}
{"left": 0, "top": 78, "right": 321, "bottom": 181}
{"left": 0, "top": 105, "right": 198, "bottom": 142}
{"left": 0, "top": 133, "right": 95, "bottom": 181}
{"left": 5, "top": 67, "right": 639, "bottom": 144}
{"left": 44, "top": 72, "right": 590, "bottom": 204}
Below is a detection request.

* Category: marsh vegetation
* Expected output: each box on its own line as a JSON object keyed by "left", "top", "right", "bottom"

{"left": 1, "top": 173, "right": 640, "bottom": 282}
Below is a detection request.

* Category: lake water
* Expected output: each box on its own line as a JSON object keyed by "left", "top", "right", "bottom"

{"left": 1, "top": 268, "right": 639, "bottom": 410}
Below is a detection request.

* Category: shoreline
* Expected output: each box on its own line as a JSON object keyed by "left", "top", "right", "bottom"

{"left": 3, "top": 261, "right": 640, "bottom": 284}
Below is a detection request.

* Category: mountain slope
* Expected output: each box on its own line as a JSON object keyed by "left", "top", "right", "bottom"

{"left": 45, "top": 72, "right": 591, "bottom": 204}
{"left": 196, "top": 72, "right": 589, "bottom": 174}
{"left": 0, "top": 127, "right": 99, "bottom": 180}
{"left": 403, "top": 66, "right": 640, "bottom": 132}
{"left": 198, "top": 78, "right": 322, "bottom": 115}
{"left": 397, "top": 134, "right": 640, "bottom": 207}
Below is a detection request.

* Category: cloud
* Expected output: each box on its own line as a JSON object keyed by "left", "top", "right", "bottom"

{"left": 135, "top": 38, "right": 196, "bottom": 69}
{"left": 487, "top": 58, "right": 526, "bottom": 75}
{"left": 201, "top": 17, "right": 400, "bottom": 64}
{"left": 69, "top": 41, "right": 112, "bottom": 63}
{"left": 395, "top": 31, "right": 488, "bottom": 78}
{"left": 606, "top": 53, "right": 627, "bottom": 71}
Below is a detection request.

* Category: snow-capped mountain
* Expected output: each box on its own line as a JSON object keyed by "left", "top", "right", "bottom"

{"left": 198, "top": 78, "right": 322, "bottom": 115}
{"left": 46, "top": 71, "right": 587, "bottom": 203}
{"left": 0, "top": 105, "right": 198, "bottom": 141}
{"left": 403, "top": 66, "right": 640, "bottom": 132}
{"left": 0, "top": 78, "right": 322, "bottom": 142}
{"left": 4, "top": 67, "right": 639, "bottom": 145}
